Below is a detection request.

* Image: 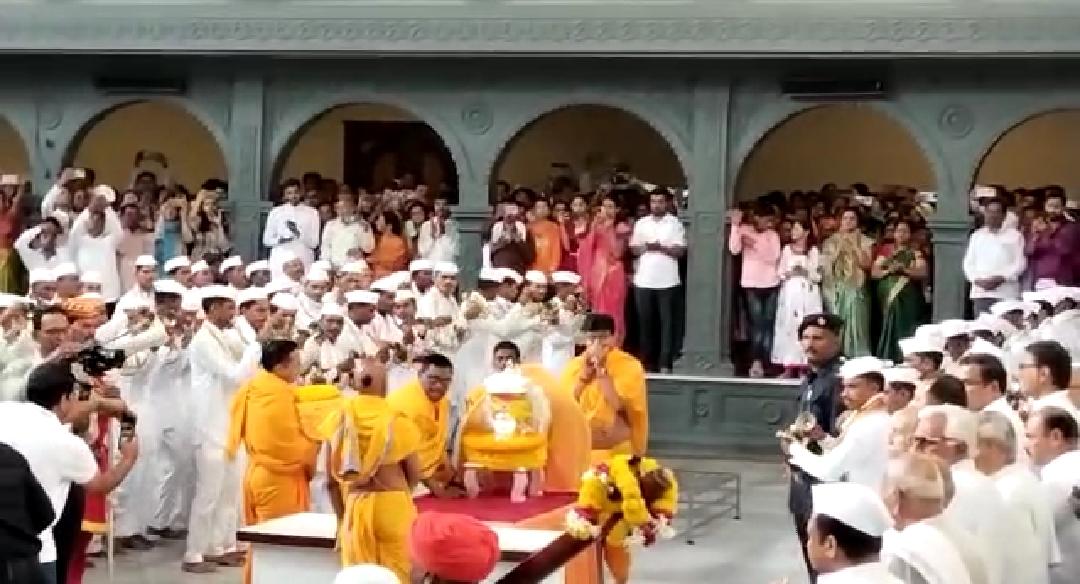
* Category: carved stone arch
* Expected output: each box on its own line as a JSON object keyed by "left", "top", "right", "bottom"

{"left": 59, "top": 96, "right": 230, "bottom": 173}
{"left": 971, "top": 101, "right": 1080, "bottom": 190}
{"left": 731, "top": 101, "right": 947, "bottom": 199}
{"left": 267, "top": 92, "right": 471, "bottom": 190}
{"left": 480, "top": 94, "right": 693, "bottom": 193}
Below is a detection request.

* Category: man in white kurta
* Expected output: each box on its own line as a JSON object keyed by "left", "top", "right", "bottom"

{"left": 183, "top": 286, "right": 261, "bottom": 573}
{"left": 958, "top": 352, "right": 1029, "bottom": 464}
{"left": 1017, "top": 340, "right": 1080, "bottom": 427}
{"left": 806, "top": 482, "right": 902, "bottom": 584}
{"left": 880, "top": 452, "right": 974, "bottom": 584}
{"left": 542, "top": 270, "right": 585, "bottom": 374}
{"left": 319, "top": 196, "right": 375, "bottom": 268}
{"left": 300, "top": 303, "right": 356, "bottom": 374}
{"left": 974, "top": 411, "right": 1055, "bottom": 584}
{"left": 913, "top": 404, "right": 1037, "bottom": 584}
{"left": 1027, "top": 407, "right": 1080, "bottom": 584}
{"left": 786, "top": 356, "right": 892, "bottom": 491}
{"left": 263, "top": 181, "right": 320, "bottom": 275}
{"left": 416, "top": 262, "right": 464, "bottom": 358}
{"left": 295, "top": 267, "right": 330, "bottom": 332}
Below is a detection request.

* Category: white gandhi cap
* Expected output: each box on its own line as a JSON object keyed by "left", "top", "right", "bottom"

{"left": 838, "top": 356, "right": 886, "bottom": 380}
{"left": 810, "top": 482, "right": 892, "bottom": 538}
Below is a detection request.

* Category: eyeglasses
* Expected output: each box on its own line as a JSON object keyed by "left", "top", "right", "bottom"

{"left": 912, "top": 436, "right": 944, "bottom": 448}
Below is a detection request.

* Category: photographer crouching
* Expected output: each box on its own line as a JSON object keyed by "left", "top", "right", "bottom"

{"left": 0, "top": 296, "right": 139, "bottom": 584}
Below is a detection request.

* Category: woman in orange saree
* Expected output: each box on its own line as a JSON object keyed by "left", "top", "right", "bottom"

{"left": 369, "top": 210, "right": 410, "bottom": 279}
{"left": 529, "top": 198, "right": 564, "bottom": 274}
{"left": 577, "top": 194, "right": 631, "bottom": 345}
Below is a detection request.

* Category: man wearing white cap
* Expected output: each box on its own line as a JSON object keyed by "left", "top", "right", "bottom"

{"left": 785, "top": 356, "right": 892, "bottom": 492}
{"left": 320, "top": 195, "right": 375, "bottom": 268}
{"left": 880, "top": 452, "right": 974, "bottom": 584}
{"left": 263, "top": 178, "right": 320, "bottom": 274}
{"left": 80, "top": 270, "right": 104, "bottom": 297}
{"left": 191, "top": 260, "right": 214, "bottom": 288}
{"left": 342, "top": 290, "right": 382, "bottom": 358}
{"left": 245, "top": 260, "right": 272, "bottom": 288}
{"left": 337, "top": 260, "right": 373, "bottom": 295}
{"left": 266, "top": 292, "right": 300, "bottom": 341}
{"left": 409, "top": 259, "right": 435, "bottom": 298}
{"left": 164, "top": 256, "right": 193, "bottom": 288}
{"left": 119, "top": 255, "right": 159, "bottom": 310}
{"left": 26, "top": 268, "right": 57, "bottom": 308}
{"left": 52, "top": 262, "right": 80, "bottom": 301}
{"left": 272, "top": 250, "right": 306, "bottom": 295}
{"left": 912, "top": 404, "right": 1027, "bottom": 584}
{"left": 805, "top": 482, "right": 901, "bottom": 583}
{"left": 515, "top": 270, "right": 551, "bottom": 364}
{"left": 938, "top": 320, "right": 973, "bottom": 378}
{"left": 183, "top": 286, "right": 261, "bottom": 573}
{"left": 543, "top": 271, "right": 586, "bottom": 374}
{"left": 417, "top": 262, "right": 464, "bottom": 355}
{"left": 235, "top": 287, "right": 269, "bottom": 345}
{"left": 301, "top": 302, "right": 355, "bottom": 378}
{"left": 974, "top": 411, "right": 1056, "bottom": 584}
{"left": 963, "top": 195, "right": 1026, "bottom": 315}
{"left": 296, "top": 268, "right": 331, "bottom": 331}
{"left": 116, "top": 201, "right": 155, "bottom": 293}
{"left": 219, "top": 255, "right": 246, "bottom": 290}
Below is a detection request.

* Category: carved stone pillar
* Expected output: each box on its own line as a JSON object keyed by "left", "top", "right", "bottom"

{"left": 675, "top": 80, "right": 729, "bottom": 374}
{"left": 226, "top": 75, "right": 271, "bottom": 261}
{"left": 453, "top": 174, "right": 488, "bottom": 289}
{"left": 928, "top": 217, "right": 971, "bottom": 322}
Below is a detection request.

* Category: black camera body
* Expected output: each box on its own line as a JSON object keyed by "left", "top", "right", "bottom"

{"left": 76, "top": 345, "right": 126, "bottom": 377}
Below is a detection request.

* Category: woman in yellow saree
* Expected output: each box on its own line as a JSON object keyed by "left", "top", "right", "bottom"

{"left": 871, "top": 219, "right": 928, "bottom": 363}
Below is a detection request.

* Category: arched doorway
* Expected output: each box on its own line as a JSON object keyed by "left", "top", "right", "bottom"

{"left": 0, "top": 116, "right": 29, "bottom": 180}
{"left": 273, "top": 103, "right": 459, "bottom": 202}
{"left": 731, "top": 104, "right": 936, "bottom": 376}
{"left": 492, "top": 104, "right": 686, "bottom": 203}
{"left": 67, "top": 100, "right": 227, "bottom": 192}
{"left": 976, "top": 109, "right": 1080, "bottom": 192}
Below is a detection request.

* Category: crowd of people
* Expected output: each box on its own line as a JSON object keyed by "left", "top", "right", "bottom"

{"left": 779, "top": 298, "right": 1080, "bottom": 583}
{"left": 0, "top": 156, "right": 680, "bottom": 584}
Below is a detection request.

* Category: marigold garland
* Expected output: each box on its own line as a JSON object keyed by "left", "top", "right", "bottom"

{"left": 564, "top": 454, "right": 678, "bottom": 547}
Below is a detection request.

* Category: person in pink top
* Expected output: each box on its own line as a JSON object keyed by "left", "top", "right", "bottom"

{"left": 728, "top": 203, "right": 782, "bottom": 377}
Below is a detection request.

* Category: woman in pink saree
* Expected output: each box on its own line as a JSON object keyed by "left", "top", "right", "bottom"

{"left": 577, "top": 194, "right": 632, "bottom": 345}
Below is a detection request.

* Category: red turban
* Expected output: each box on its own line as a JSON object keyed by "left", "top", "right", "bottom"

{"left": 409, "top": 512, "right": 499, "bottom": 582}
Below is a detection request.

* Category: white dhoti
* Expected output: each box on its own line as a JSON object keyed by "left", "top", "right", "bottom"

{"left": 184, "top": 439, "right": 243, "bottom": 562}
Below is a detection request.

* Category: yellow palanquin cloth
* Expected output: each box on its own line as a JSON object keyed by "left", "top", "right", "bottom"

{"left": 385, "top": 378, "right": 450, "bottom": 479}
{"left": 292, "top": 384, "right": 344, "bottom": 441}
{"left": 459, "top": 369, "right": 549, "bottom": 471}
{"left": 560, "top": 348, "right": 648, "bottom": 459}
{"left": 318, "top": 394, "right": 422, "bottom": 583}
{"left": 518, "top": 364, "right": 591, "bottom": 492}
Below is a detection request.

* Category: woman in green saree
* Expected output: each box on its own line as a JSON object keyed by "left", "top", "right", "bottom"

{"left": 871, "top": 219, "right": 928, "bottom": 363}
{"left": 821, "top": 208, "right": 874, "bottom": 357}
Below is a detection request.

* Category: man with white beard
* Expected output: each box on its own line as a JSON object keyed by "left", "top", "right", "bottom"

{"left": 973, "top": 411, "right": 1055, "bottom": 584}
{"left": 913, "top": 404, "right": 1041, "bottom": 584}
{"left": 1026, "top": 407, "right": 1080, "bottom": 584}
{"left": 880, "top": 452, "right": 973, "bottom": 584}
{"left": 183, "top": 286, "right": 261, "bottom": 573}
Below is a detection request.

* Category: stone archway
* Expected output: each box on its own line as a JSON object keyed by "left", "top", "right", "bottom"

{"left": 491, "top": 104, "right": 687, "bottom": 201}
{"left": 735, "top": 103, "right": 936, "bottom": 200}
{"left": 0, "top": 116, "right": 30, "bottom": 180}
{"left": 66, "top": 100, "right": 227, "bottom": 192}
{"left": 271, "top": 102, "right": 460, "bottom": 202}
{"left": 976, "top": 109, "right": 1080, "bottom": 192}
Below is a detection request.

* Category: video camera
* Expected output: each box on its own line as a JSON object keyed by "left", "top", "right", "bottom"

{"left": 76, "top": 345, "right": 126, "bottom": 377}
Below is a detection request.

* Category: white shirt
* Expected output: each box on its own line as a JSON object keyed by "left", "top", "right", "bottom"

{"left": 883, "top": 521, "right": 974, "bottom": 584}
{"left": 962, "top": 226, "right": 1026, "bottom": 300}
{"left": 416, "top": 288, "right": 462, "bottom": 352}
{"left": 14, "top": 225, "right": 72, "bottom": 271}
{"left": 787, "top": 409, "right": 891, "bottom": 490}
{"left": 946, "top": 460, "right": 1016, "bottom": 584}
{"left": 1034, "top": 391, "right": 1080, "bottom": 427}
{"left": 263, "top": 203, "right": 321, "bottom": 269}
{"left": 629, "top": 213, "right": 685, "bottom": 289}
{"left": 69, "top": 208, "right": 123, "bottom": 301}
{"left": 319, "top": 217, "right": 375, "bottom": 268}
{"left": 1039, "top": 450, "right": 1080, "bottom": 584}
{"left": 820, "top": 562, "right": 902, "bottom": 584}
{"left": 188, "top": 322, "right": 261, "bottom": 447}
{"left": 992, "top": 463, "right": 1057, "bottom": 584}
{"left": 416, "top": 218, "right": 460, "bottom": 263}
{"left": 0, "top": 402, "right": 98, "bottom": 563}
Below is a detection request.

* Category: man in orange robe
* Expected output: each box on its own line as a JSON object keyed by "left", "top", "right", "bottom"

{"left": 319, "top": 356, "right": 422, "bottom": 582}
{"left": 227, "top": 339, "right": 319, "bottom": 583}
{"left": 385, "top": 352, "right": 464, "bottom": 498}
{"left": 559, "top": 312, "right": 648, "bottom": 584}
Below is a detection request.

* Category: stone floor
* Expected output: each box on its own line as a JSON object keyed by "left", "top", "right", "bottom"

{"left": 85, "top": 458, "right": 808, "bottom": 584}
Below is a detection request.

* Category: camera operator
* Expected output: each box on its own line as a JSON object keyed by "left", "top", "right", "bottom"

{"left": 0, "top": 361, "right": 138, "bottom": 584}
{"left": 1, "top": 306, "right": 81, "bottom": 402}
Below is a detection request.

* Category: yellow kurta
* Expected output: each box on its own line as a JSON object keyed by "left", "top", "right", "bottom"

{"left": 560, "top": 349, "right": 648, "bottom": 458}
{"left": 385, "top": 378, "right": 450, "bottom": 480}
{"left": 318, "top": 394, "right": 422, "bottom": 582}
{"left": 227, "top": 369, "right": 320, "bottom": 584}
